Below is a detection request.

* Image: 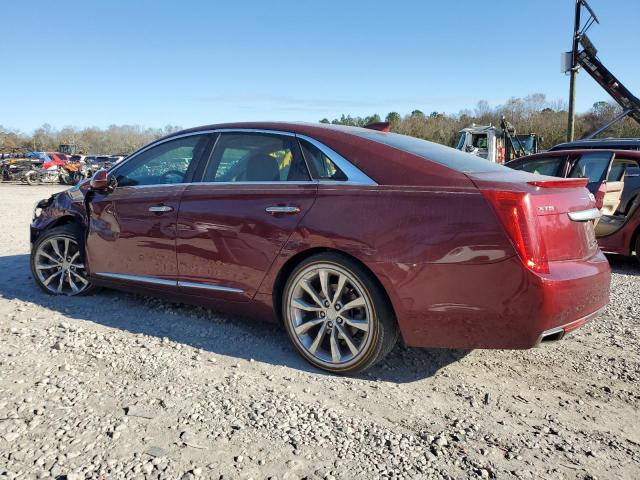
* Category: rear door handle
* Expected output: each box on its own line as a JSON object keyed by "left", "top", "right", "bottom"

{"left": 149, "top": 205, "right": 174, "bottom": 213}
{"left": 265, "top": 206, "right": 301, "bottom": 215}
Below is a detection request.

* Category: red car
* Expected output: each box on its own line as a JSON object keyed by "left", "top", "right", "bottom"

{"left": 30, "top": 123, "right": 610, "bottom": 373}
{"left": 506, "top": 149, "right": 640, "bottom": 258}
{"left": 42, "top": 152, "right": 69, "bottom": 170}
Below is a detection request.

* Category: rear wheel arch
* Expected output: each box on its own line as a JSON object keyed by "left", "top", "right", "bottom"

{"left": 272, "top": 247, "right": 397, "bottom": 326}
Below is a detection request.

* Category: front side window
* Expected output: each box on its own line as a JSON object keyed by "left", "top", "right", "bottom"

{"left": 115, "top": 134, "right": 208, "bottom": 187}
{"left": 204, "top": 133, "right": 309, "bottom": 182}
{"left": 471, "top": 134, "right": 488, "bottom": 149}
{"left": 299, "top": 139, "right": 347, "bottom": 181}
{"left": 568, "top": 152, "right": 612, "bottom": 183}
{"left": 510, "top": 156, "right": 565, "bottom": 177}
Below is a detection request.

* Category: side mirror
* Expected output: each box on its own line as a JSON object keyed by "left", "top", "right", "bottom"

{"left": 624, "top": 167, "right": 640, "bottom": 178}
{"left": 90, "top": 169, "right": 110, "bottom": 190}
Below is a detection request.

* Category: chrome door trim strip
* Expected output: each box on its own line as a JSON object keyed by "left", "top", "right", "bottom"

{"left": 295, "top": 134, "right": 377, "bottom": 186}
{"left": 93, "top": 272, "right": 177, "bottom": 286}
{"left": 177, "top": 281, "right": 244, "bottom": 293}
{"left": 567, "top": 208, "right": 601, "bottom": 222}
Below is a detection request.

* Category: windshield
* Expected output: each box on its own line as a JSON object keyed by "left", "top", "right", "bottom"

{"left": 352, "top": 129, "right": 505, "bottom": 173}
{"left": 455, "top": 134, "right": 466, "bottom": 150}
{"left": 512, "top": 136, "right": 535, "bottom": 152}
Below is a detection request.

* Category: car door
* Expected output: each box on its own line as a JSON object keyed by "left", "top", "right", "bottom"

{"left": 175, "top": 130, "right": 316, "bottom": 301}
{"left": 506, "top": 155, "right": 567, "bottom": 177}
{"left": 85, "top": 133, "right": 212, "bottom": 285}
{"left": 567, "top": 151, "right": 621, "bottom": 215}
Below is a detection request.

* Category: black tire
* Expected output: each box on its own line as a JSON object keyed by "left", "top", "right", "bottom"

{"left": 282, "top": 252, "right": 398, "bottom": 374}
{"left": 25, "top": 171, "right": 38, "bottom": 185}
{"left": 30, "top": 225, "right": 96, "bottom": 296}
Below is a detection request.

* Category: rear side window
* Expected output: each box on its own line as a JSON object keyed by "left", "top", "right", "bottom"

{"left": 299, "top": 139, "right": 347, "bottom": 181}
{"left": 204, "top": 133, "right": 309, "bottom": 182}
{"left": 509, "top": 156, "right": 565, "bottom": 177}
{"left": 568, "top": 152, "right": 612, "bottom": 183}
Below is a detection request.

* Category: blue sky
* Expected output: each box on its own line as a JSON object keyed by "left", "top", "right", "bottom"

{"left": 1, "top": 0, "right": 638, "bottom": 132}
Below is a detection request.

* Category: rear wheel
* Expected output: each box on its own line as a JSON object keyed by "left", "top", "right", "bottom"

{"left": 30, "top": 225, "right": 94, "bottom": 296}
{"left": 282, "top": 253, "right": 398, "bottom": 374}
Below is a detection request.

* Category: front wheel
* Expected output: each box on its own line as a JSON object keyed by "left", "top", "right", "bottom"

{"left": 282, "top": 253, "right": 398, "bottom": 374}
{"left": 30, "top": 225, "right": 95, "bottom": 296}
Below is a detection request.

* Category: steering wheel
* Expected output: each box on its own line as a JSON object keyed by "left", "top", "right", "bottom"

{"left": 161, "top": 170, "right": 186, "bottom": 183}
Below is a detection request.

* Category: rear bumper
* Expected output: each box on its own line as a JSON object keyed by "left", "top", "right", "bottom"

{"left": 371, "top": 251, "right": 611, "bottom": 349}
{"left": 535, "top": 305, "right": 605, "bottom": 345}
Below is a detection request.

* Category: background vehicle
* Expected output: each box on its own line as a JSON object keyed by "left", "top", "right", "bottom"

{"left": 456, "top": 117, "right": 539, "bottom": 163}
{"left": 30, "top": 122, "right": 610, "bottom": 374}
{"left": 86, "top": 155, "right": 116, "bottom": 176}
{"left": 506, "top": 149, "right": 640, "bottom": 258}
{"left": 549, "top": 138, "right": 640, "bottom": 152}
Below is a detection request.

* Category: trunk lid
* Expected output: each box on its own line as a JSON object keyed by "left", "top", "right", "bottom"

{"left": 468, "top": 170, "right": 600, "bottom": 267}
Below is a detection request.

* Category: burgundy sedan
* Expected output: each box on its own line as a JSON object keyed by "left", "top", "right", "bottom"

{"left": 506, "top": 149, "right": 640, "bottom": 258}
{"left": 30, "top": 122, "right": 610, "bottom": 373}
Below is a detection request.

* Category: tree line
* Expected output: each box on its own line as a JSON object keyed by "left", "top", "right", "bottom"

{"left": 2, "top": 93, "right": 639, "bottom": 155}
{"left": 320, "top": 93, "right": 640, "bottom": 149}
{"left": 0, "top": 124, "right": 182, "bottom": 155}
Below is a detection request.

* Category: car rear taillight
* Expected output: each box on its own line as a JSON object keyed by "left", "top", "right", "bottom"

{"left": 594, "top": 183, "right": 606, "bottom": 210}
{"left": 481, "top": 190, "right": 549, "bottom": 274}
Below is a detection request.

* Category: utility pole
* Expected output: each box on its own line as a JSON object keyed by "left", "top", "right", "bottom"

{"left": 567, "top": 0, "right": 581, "bottom": 142}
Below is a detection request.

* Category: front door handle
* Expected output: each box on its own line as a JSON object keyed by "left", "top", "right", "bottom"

{"left": 265, "top": 206, "right": 301, "bottom": 215}
{"left": 149, "top": 205, "right": 174, "bottom": 213}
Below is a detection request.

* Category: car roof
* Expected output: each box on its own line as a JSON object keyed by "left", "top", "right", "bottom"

{"left": 549, "top": 138, "right": 640, "bottom": 151}
{"left": 510, "top": 149, "right": 640, "bottom": 162}
{"left": 152, "top": 121, "right": 506, "bottom": 186}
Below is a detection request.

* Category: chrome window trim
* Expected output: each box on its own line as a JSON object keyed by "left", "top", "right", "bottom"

{"left": 94, "top": 272, "right": 177, "bottom": 286}
{"left": 109, "top": 128, "right": 376, "bottom": 188}
{"left": 215, "top": 128, "right": 296, "bottom": 137}
{"left": 177, "top": 281, "right": 243, "bottom": 293}
{"left": 295, "top": 134, "right": 377, "bottom": 186}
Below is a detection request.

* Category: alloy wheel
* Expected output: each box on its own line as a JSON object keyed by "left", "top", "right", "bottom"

{"left": 34, "top": 236, "right": 90, "bottom": 295}
{"left": 286, "top": 263, "right": 373, "bottom": 369}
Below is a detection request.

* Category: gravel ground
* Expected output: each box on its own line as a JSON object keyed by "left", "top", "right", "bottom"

{"left": 1, "top": 183, "right": 638, "bottom": 480}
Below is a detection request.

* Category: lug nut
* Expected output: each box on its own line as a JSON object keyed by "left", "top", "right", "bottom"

{"left": 335, "top": 303, "right": 342, "bottom": 311}
{"left": 336, "top": 317, "right": 343, "bottom": 324}
{"left": 324, "top": 301, "right": 330, "bottom": 308}
{"left": 327, "top": 321, "right": 333, "bottom": 328}
{"left": 320, "top": 312, "right": 326, "bottom": 318}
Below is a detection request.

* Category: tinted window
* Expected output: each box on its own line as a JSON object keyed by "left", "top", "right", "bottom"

{"left": 568, "top": 152, "right": 612, "bottom": 183}
{"left": 352, "top": 128, "right": 505, "bottom": 173}
{"left": 608, "top": 159, "right": 639, "bottom": 181}
{"left": 509, "top": 156, "right": 565, "bottom": 176}
{"left": 204, "top": 133, "right": 309, "bottom": 182}
{"left": 299, "top": 139, "right": 347, "bottom": 181}
{"left": 115, "top": 134, "right": 207, "bottom": 187}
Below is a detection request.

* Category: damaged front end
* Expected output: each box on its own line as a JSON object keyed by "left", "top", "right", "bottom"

{"left": 30, "top": 182, "right": 91, "bottom": 246}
